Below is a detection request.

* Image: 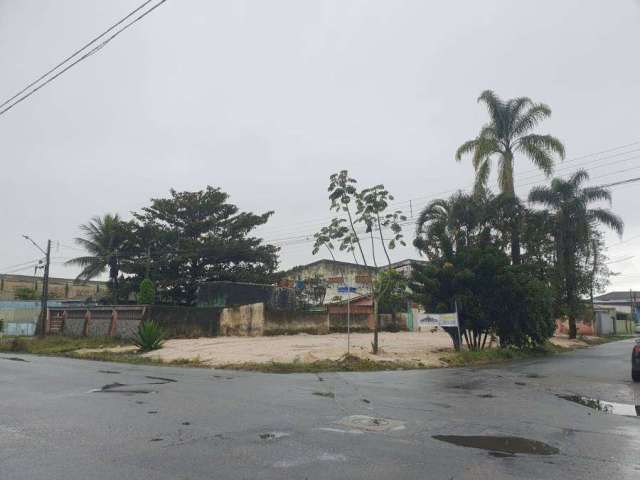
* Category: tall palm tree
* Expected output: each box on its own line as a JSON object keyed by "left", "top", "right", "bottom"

{"left": 66, "top": 214, "right": 129, "bottom": 304}
{"left": 529, "top": 170, "right": 623, "bottom": 338}
{"left": 456, "top": 90, "right": 565, "bottom": 263}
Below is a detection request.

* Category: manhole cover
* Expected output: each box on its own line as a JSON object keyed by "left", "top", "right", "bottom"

{"left": 337, "top": 415, "right": 405, "bottom": 432}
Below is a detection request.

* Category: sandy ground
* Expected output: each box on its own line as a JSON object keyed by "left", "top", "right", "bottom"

{"left": 76, "top": 332, "right": 593, "bottom": 367}
{"left": 142, "top": 330, "right": 484, "bottom": 367}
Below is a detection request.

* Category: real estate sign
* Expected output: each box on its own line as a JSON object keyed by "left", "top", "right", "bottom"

{"left": 415, "top": 312, "right": 459, "bottom": 330}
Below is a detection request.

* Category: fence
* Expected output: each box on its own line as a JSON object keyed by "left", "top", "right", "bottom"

{"left": 47, "top": 305, "right": 221, "bottom": 339}
{"left": 0, "top": 300, "right": 64, "bottom": 336}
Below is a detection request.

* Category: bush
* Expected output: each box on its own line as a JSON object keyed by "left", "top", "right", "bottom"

{"left": 136, "top": 278, "right": 156, "bottom": 305}
{"left": 134, "top": 320, "right": 165, "bottom": 352}
{"left": 14, "top": 287, "right": 38, "bottom": 300}
{"left": 494, "top": 266, "right": 555, "bottom": 348}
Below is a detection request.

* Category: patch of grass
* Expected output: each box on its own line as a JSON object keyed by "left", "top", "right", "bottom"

{"left": 0, "top": 336, "right": 128, "bottom": 354}
{"left": 67, "top": 350, "right": 204, "bottom": 367}
{"left": 440, "top": 343, "right": 562, "bottom": 368}
{"left": 217, "top": 354, "right": 423, "bottom": 373}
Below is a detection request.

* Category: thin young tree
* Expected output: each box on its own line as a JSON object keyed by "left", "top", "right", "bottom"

{"left": 456, "top": 90, "right": 565, "bottom": 263}
{"left": 529, "top": 170, "right": 623, "bottom": 338}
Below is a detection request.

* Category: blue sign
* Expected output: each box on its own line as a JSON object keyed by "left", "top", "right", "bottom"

{"left": 337, "top": 286, "right": 357, "bottom": 293}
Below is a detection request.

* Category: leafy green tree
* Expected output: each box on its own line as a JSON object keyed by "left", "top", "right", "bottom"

{"left": 136, "top": 278, "right": 156, "bottom": 305}
{"left": 411, "top": 245, "right": 554, "bottom": 350}
{"left": 66, "top": 214, "right": 129, "bottom": 304}
{"left": 131, "top": 187, "right": 279, "bottom": 305}
{"left": 529, "top": 169, "right": 623, "bottom": 338}
{"left": 374, "top": 269, "right": 408, "bottom": 314}
{"left": 494, "top": 265, "right": 555, "bottom": 348}
{"left": 456, "top": 90, "right": 565, "bottom": 263}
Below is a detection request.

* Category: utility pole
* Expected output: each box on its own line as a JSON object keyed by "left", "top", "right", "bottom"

{"left": 22, "top": 235, "right": 50, "bottom": 337}
{"left": 38, "top": 240, "right": 51, "bottom": 337}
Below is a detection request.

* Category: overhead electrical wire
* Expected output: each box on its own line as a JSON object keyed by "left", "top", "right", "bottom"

{"left": 0, "top": 0, "right": 168, "bottom": 117}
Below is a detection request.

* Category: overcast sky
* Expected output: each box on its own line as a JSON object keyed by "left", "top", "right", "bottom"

{"left": 1, "top": 0, "right": 639, "bottom": 292}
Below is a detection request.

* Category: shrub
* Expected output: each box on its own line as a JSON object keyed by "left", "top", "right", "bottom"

{"left": 134, "top": 320, "right": 165, "bottom": 352}
{"left": 14, "top": 287, "right": 38, "bottom": 300}
{"left": 136, "top": 278, "right": 156, "bottom": 305}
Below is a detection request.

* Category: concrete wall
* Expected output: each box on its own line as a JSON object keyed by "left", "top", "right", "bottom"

{"left": 264, "top": 308, "right": 329, "bottom": 335}
{"left": 555, "top": 318, "right": 594, "bottom": 336}
{"left": 220, "top": 303, "right": 265, "bottom": 336}
{"left": 0, "top": 274, "right": 106, "bottom": 301}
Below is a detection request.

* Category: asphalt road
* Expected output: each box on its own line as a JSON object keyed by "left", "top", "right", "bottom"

{"left": 1, "top": 339, "right": 639, "bottom": 480}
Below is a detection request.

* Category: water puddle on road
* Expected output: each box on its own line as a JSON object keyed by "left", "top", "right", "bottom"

{"left": 432, "top": 435, "right": 559, "bottom": 455}
{"left": 558, "top": 395, "right": 640, "bottom": 417}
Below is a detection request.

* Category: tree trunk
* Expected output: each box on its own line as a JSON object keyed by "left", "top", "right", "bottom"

{"left": 372, "top": 298, "right": 379, "bottom": 354}
{"left": 568, "top": 313, "right": 577, "bottom": 339}
{"left": 511, "top": 224, "right": 521, "bottom": 265}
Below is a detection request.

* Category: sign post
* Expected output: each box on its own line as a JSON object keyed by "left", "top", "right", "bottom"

{"left": 338, "top": 285, "right": 357, "bottom": 356}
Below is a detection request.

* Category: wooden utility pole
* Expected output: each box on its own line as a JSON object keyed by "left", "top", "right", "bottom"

{"left": 38, "top": 240, "right": 51, "bottom": 337}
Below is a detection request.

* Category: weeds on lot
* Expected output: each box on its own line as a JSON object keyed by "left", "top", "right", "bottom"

{"left": 0, "top": 336, "right": 128, "bottom": 354}
{"left": 217, "top": 354, "right": 423, "bottom": 373}
{"left": 440, "top": 342, "right": 564, "bottom": 367}
{"left": 68, "top": 350, "right": 204, "bottom": 367}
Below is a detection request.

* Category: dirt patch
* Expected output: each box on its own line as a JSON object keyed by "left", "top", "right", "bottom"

{"left": 548, "top": 335, "right": 590, "bottom": 349}
{"left": 142, "top": 331, "right": 456, "bottom": 367}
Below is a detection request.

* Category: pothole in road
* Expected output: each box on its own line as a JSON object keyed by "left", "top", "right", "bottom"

{"left": 259, "top": 431, "right": 290, "bottom": 441}
{"left": 337, "top": 415, "right": 405, "bottom": 432}
{"left": 558, "top": 394, "right": 640, "bottom": 417}
{"left": 91, "top": 382, "right": 157, "bottom": 395}
{"left": 432, "top": 435, "right": 559, "bottom": 455}
{"left": 0, "top": 356, "right": 29, "bottom": 362}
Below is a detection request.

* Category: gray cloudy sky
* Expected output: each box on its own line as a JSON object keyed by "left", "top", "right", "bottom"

{"left": 1, "top": 0, "right": 639, "bottom": 291}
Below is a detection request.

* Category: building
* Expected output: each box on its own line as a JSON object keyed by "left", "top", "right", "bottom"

{"left": 593, "top": 291, "right": 639, "bottom": 319}
{"left": 281, "top": 258, "right": 428, "bottom": 304}
{"left": 0, "top": 273, "right": 107, "bottom": 301}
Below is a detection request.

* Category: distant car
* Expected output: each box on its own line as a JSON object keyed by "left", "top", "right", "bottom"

{"left": 633, "top": 339, "right": 640, "bottom": 382}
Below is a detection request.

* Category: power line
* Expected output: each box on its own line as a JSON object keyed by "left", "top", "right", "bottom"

{"left": 255, "top": 141, "right": 640, "bottom": 240}
{"left": 0, "top": 0, "right": 168, "bottom": 117}
{"left": 0, "top": 0, "right": 157, "bottom": 111}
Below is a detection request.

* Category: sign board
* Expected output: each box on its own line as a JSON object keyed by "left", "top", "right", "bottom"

{"left": 415, "top": 312, "right": 458, "bottom": 330}
{"left": 337, "top": 286, "right": 358, "bottom": 293}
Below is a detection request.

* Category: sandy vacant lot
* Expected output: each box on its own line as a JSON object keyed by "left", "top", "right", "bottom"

{"left": 138, "top": 331, "right": 588, "bottom": 367}
{"left": 143, "top": 331, "right": 458, "bottom": 367}
{"left": 78, "top": 331, "right": 591, "bottom": 367}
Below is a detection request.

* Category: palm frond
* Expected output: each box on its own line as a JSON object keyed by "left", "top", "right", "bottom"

{"left": 517, "top": 134, "right": 565, "bottom": 160}
{"left": 528, "top": 185, "right": 557, "bottom": 207}
{"left": 588, "top": 208, "right": 624, "bottom": 236}
{"left": 455, "top": 139, "right": 479, "bottom": 161}
{"left": 569, "top": 169, "right": 589, "bottom": 187}
{"left": 581, "top": 186, "right": 612, "bottom": 204}
{"left": 471, "top": 137, "right": 501, "bottom": 170}
{"left": 473, "top": 159, "right": 491, "bottom": 196}
{"left": 517, "top": 141, "right": 555, "bottom": 176}
{"left": 477, "top": 90, "right": 505, "bottom": 128}
{"left": 511, "top": 103, "right": 552, "bottom": 136}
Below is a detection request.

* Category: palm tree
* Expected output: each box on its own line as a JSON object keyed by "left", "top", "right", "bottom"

{"left": 456, "top": 90, "right": 565, "bottom": 263}
{"left": 66, "top": 214, "right": 129, "bottom": 304}
{"left": 529, "top": 170, "right": 623, "bottom": 338}
{"left": 414, "top": 192, "right": 490, "bottom": 259}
